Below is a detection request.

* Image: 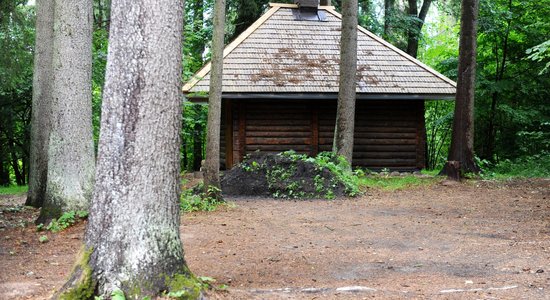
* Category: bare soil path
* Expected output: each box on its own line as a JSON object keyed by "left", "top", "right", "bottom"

{"left": 1, "top": 178, "right": 549, "bottom": 299}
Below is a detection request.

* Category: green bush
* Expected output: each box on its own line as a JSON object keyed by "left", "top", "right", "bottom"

{"left": 180, "top": 184, "right": 225, "bottom": 212}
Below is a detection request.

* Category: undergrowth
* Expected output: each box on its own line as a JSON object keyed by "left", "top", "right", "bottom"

{"left": 476, "top": 153, "right": 550, "bottom": 179}
{"left": 37, "top": 210, "right": 88, "bottom": 233}
{"left": 180, "top": 183, "right": 226, "bottom": 212}
{"left": 0, "top": 185, "right": 28, "bottom": 195}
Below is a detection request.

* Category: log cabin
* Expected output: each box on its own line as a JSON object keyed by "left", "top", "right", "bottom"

{"left": 183, "top": 2, "right": 456, "bottom": 171}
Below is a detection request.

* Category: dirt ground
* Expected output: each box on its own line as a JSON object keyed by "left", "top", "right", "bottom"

{"left": 1, "top": 178, "right": 549, "bottom": 299}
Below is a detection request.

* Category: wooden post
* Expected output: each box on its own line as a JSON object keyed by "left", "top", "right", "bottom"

{"left": 311, "top": 107, "right": 319, "bottom": 156}
{"left": 224, "top": 99, "right": 233, "bottom": 168}
{"left": 238, "top": 101, "right": 246, "bottom": 162}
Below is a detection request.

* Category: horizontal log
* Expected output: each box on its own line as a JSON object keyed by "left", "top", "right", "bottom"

{"left": 319, "top": 132, "right": 417, "bottom": 139}
{"left": 353, "top": 144, "right": 417, "bottom": 152}
{"left": 246, "top": 137, "right": 311, "bottom": 145}
{"left": 352, "top": 152, "right": 417, "bottom": 159}
{"left": 353, "top": 158, "right": 417, "bottom": 167}
{"left": 246, "top": 119, "right": 310, "bottom": 126}
{"left": 246, "top": 125, "right": 311, "bottom": 132}
{"left": 246, "top": 145, "right": 311, "bottom": 151}
{"left": 246, "top": 113, "right": 310, "bottom": 120}
{"left": 319, "top": 137, "right": 416, "bottom": 145}
{"left": 247, "top": 131, "right": 311, "bottom": 137}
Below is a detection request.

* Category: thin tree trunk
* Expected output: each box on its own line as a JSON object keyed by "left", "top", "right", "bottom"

{"left": 440, "top": 0, "right": 480, "bottom": 178}
{"left": 56, "top": 0, "right": 199, "bottom": 298}
{"left": 483, "top": 0, "right": 512, "bottom": 160}
{"left": 193, "top": 105, "right": 203, "bottom": 171}
{"left": 384, "top": 0, "right": 394, "bottom": 38}
{"left": 203, "top": 0, "right": 226, "bottom": 195}
{"left": 333, "top": 0, "right": 358, "bottom": 165}
{"left": 406, "top": 0, "right": 432, "bottom": 58}
{"left": 26, "top": 0, "right": 54, "bottom": 208}
{"left": 38, "top": 0, "right": 95, "bottom": 223}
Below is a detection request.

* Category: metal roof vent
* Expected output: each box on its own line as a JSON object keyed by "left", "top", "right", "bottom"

{"left": 292, "top": 0, "right": 327, "bottom": 21}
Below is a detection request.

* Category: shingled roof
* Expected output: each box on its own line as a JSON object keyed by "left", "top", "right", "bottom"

{"left": 183, "top": 3, "right": 457, "bottom": 99}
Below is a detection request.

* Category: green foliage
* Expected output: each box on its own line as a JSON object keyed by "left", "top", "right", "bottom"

{"left": 358, "top": 173, "right": 440, "bottom": 191}
{"left": 526, "top": 39, "right": 550, "bottom": 74}
{"left": 41, "top": 210, "right": 88, "bottom": 233}
{"left": 0, "top": 184, "right": 27, "bottom": 195}
{"left": 110, "top": 290, "right": 126, "bottom": 300}
{"left": 180, "top": 183, "right": 225, "bottom": 212}
{"left": 476, "top": 153, "right": 550, "bottom": 179}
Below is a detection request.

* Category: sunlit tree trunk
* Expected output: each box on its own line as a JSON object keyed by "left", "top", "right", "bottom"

{"left": 441, "top": 0, "right": 480, "bottom": 179}
{"left": 55, "top": 0, "right": 200, "bottom": 298}
{"left": 203, "top": 0, "right": 226, "bottom": 195}
{"left": 333, "top": 0, "right": 358, "bottom": 164}
{"left": 26, "top": 0, "right": 54, "bottom": 208}
{"left": 37, "top": 0, "right": 95, "bottom": 223}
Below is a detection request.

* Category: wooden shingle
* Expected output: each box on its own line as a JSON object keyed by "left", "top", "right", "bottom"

{"left": 183, "top": 3, "right": 456, "bottom": 97}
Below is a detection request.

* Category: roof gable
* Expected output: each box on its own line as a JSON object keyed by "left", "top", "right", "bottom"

{"left": 183, "top": 3, "right": 457, "bottom": 97}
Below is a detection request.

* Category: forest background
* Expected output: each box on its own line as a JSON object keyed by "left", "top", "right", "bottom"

{"left": 1, "top": 0, "right": 549, "bottom": 187}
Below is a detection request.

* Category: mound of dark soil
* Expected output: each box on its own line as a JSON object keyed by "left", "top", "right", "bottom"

{"left": 221, "top": 152, "right": 347, "bottom": 198}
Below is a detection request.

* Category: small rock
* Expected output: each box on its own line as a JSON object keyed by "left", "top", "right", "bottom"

{"left": 536, "top": 269, "right": 544, "bottom": 273}
{"left": 465, "top": 280, "right": 473, "bottom": 285}
{"left": 25, "top": 271, "right": 34, "bottom": 277}
{"left": 390, "top": 171, "right": 400, "bottom": 176}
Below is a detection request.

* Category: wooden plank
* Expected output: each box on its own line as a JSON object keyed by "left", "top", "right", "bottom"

{"left": 416, "top": 101, "right": 427, "bottom": 169}
{"left": 246, "top": 131, "right": 311, "bottom": 137}
{"left": 246, "top": 145, "right": 311, "bottom": 152}
{"left": 352, "top": 158, "right": 417, "bottom": 166}
{"left": 225, "top": 100, "right": 233, "bottom": 169}
{"left": 311, "top": 107, "right": 319, "bottom": 156}
{"left": 320, "top": 137, "right": 416, "bottom": 145}
{"left": 246, "top": 125, "right": 311, "bottom": 132}
{"left": 238, "top": 101, "right": 246, "bottom": 162}
{"left": 246, "top": 119, "right": 311, "bottom": 126}
{"left": 246, "top": 137, "right": 311, "bottom": 145}
{"left": 353, "top": 152, "right": 417, "bottom": 159}
{"left": 320, "top": 132, "right": 417, "bottom": 139}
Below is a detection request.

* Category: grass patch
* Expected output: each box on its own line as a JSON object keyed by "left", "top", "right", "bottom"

{"left": 358, "top": 174, "right": 440, "bottom": 191}
{"left": 0, "top": 185, "right": 28, "bottom": 195}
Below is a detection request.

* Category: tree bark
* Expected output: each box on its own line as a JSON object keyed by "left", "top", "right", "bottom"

{"left": 406, "top": 0, "right": 432, "bottom": 58}
{"left": 333, "top": 0, "right": 358, "bottom": 165}
{"left": 440, "top": 0, "right": 480, "bottom": 178}
{"left": 203, "top": 0, "right": 226, "bottom": 194}
{"left": 56, "top": 0, "right": 199, "bottom": 298}
{"left": 38, "top": 0, "right": 95, "bottom": 223}
{"left": 384, "top": 0, "right": 394, "bottom": 38}
{"left": 26, "top": 0, "right": 54, "bottom": 208}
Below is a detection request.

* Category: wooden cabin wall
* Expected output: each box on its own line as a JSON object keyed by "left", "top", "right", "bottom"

{"left": 221, "top": 99, "right": 426, "bottom": 171}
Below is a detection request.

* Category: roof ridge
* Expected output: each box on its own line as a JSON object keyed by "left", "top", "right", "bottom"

{"left": 182, "top": 5, "right": 281, "bottom": 92}
{"left": 325, "top": 7, "right": 457, "bottom": 88}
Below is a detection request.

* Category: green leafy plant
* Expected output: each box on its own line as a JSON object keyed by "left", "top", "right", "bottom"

{"left": 180, "top": 184, "right": 225, "bottom": 212}
{"left": 38, "top": 235, "right": 48, "bottom": 243}
{"left": 42, "top": 210, "right": 88, "bottom": 233}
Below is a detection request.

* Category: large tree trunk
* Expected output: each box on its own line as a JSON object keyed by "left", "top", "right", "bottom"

{"left": 203, "top": 0, "right": 226, "bottom": 194}
{"left": 333, "top": 0, "right": 358, "bottom": 164}
{"left": 38, "top": 0, "right": 95, "bottom": 223}
{"left": 55, "top": 0, "right": 199, "bottom": 298}
{"left": 441, "top": 0, "right": 480, "bottom": 178}
{"left": 26, "top": 0, "right": 54, "bottom": 208}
